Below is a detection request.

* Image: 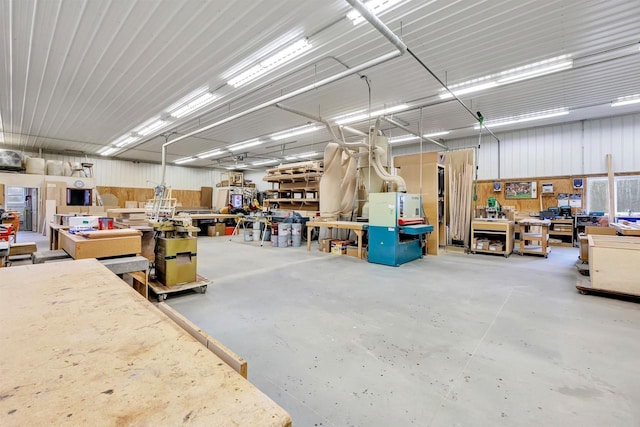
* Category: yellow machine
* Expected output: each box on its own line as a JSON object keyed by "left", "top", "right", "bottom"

{"left": 152, "top": 215, "right": 200, "bottom": 287}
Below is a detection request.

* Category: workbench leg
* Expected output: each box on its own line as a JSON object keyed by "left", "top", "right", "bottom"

{"left": 355, "top": 230, "right": 363, "bottom": 259}
{"left": 307, "top": 227, "right": 312, "bottom": 252}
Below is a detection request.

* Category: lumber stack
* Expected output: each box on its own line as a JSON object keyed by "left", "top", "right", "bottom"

{"left": 446, "top": 150, "right": 474, "bottom": 247}
{"left": 107, "top": 208, "right": 149, "bottom": 227}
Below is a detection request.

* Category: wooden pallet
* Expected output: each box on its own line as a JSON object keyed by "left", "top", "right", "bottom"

{"left": 147, "top": 274, "right": 210, "bottom": 302}
{"left": 576, "top": 284, "right": 640, "bottom": 301}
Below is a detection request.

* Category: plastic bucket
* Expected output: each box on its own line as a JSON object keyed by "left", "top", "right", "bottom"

{"left": 98, "top": 217, "right": 114, "bottom": 230}
{"left": 278, "top": 223, "right": 291, "bottom": 247}
{"left": 244, "top": 229, "right": 253, "bottom": 242}
{"left": 253, "top": 221, "right": 261, "bottom": 241}
{"left": 291, "top": 223, "right": 302, "bottom": 247}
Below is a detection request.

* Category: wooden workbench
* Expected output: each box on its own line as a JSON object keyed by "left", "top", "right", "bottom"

{"left": 0, "top": 259, "right": 291, "bottom": 426}
{"left": 59, "top": 229, "right": 142, "bottom": 259}
{"left": 48, "top": 223, "right": 70, "bottom": 250}
{"left": 611, "top": 222, "right": 640, "bottom": 236}
{"left": 306, "top": 220, "right": 368, "bottom": 259}
{"left": 583, "top": 235, "right": 640, "bottom": 297}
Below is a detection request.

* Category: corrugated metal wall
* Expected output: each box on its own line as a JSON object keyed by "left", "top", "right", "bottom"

{"left": 392, "top": 112, "right": 640, "bottom": 179}
{"left": 19, "top": 152, "right": 220, "bottom": 190}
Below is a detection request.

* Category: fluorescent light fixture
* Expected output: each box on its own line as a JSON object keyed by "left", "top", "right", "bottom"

{"left": 475, "top": 108, "right": 569, "bottom": 129}
{"left": 423, "top": 131, "right": 450, "bottom": 138}
{"left": 270, "top": 124, "right": 321, "bottom": 141}
{"left": 196, "top": 149, "right": 226, "bottom": 159}
{"left": 227, "top": 38, "right": 311, "bottom": 88}
{"left": 252, "top": 159, "right": 279, "bottom": 166}
{"left": 174, "top": 157, "right": 196, "bottom": 165}
{"left": 611, "top": 94, "right": 640, "bottom": 107}
{"left": 98, "top": 146, "right": 118, "bottom": 156}
{"left": 136, "top": 119, "right": 168, "bottom": 136}
{"left": 347, "top": 0, "right": 404, "bottom": 25}
{"left": 296, "top": 151, "right": 319, "bottom": 158}
{"left": 440, "top": 81, "right": 498, "bottom": 100}
{"left": 440, "top": 55, "right": 573, "bottom": 100}
{"left": 335, "top": 104, "right": 409, "bottom": 125}
{"left": 496, "top": 56, "right": 573, "bottom": 84}
{"left": 226, "top": 164, "right": 247, "bottom": 170}
{"left": 170, "top": 91, "right": 217, "bottom": 118}
{"left": 112, "top": 134, "right": 139, "bottom": 148}
{"left": 388, "top": 135, "right": 420, "bottom": 144}
{"left": 227, "top": 139, "right": 264, "bottom": 151}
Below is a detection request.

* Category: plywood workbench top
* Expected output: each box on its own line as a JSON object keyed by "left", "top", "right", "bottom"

{"left": 0, "top": 259, "right": 291, "bottom": 427}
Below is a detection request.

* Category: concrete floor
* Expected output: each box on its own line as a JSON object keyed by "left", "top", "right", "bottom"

{"left": 12, "top": 231, "right": 640, "bottom": 426}
{"left": 165, "top": 235, "right": 639, "bottom": 427}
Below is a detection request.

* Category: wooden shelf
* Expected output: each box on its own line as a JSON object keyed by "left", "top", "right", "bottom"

{"left": 471, "top": 220, "right": 515, "bottom": 257}
{"left": 263, "top": 162, "right": 322, "bottom": 212}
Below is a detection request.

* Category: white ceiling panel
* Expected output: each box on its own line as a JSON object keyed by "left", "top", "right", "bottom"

{"left": 0, "top": 0, "right": 639, "bottom": 169}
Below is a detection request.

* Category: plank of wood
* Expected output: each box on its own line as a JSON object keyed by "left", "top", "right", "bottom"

{"left": 0, "top": 259, "right": 290, "bottom": 426}
{"left": 60, "top": 231, "right": 141, "bottom": 259}
{"left": 607, "top": 154, "right": 615, "bottom": 223}
{"left": 8, "top": 242, "right": 38, "bottom": 257}
{"left": 77, "top": 229, "right": 142, "bottom": 239}
{"left": 156, "top": 303, "right": 248, "bottom": 379}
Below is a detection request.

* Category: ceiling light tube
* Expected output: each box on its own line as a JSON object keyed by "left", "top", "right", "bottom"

{"left": 440, "top": 55, "right": 573, "bottom": 100}
{"left": 227, "top": 38, "right": 311, "bottom": 88}
{"left": 475, "top": 108, "right": 569, "bottom": 129}
{"left": 98, "top": 146, "right": 118, "bottom": 156}
{"left": 227, "top": 139, "right": 264, "bottom": 151}
{"left": 335, "top": 104, "right": 409, "bottom": 125}
{"left": 174, "top": 157, "right": 196, "bottom": 165}
{"left": 611, "top": 94, "right": 640, "bottom": 107}
{"left": 270, "top": 124, "right": 321, "bottom": 141}
{"left": 496, "top": 60, "right": 573, "bottom": 84}
{"left": 346, "top": 0, "right": 404, "bottom": 25}
{"left": 422, "top": 131, "right": 450, "bottom": 138}
{"left": 137, "top": 119, "right": 168, "bottom": 136}
{"left": 252, "top": 159, "right": 279, "bottom": 166}
{"left": 113, "top": 134, "right": 139, "bottom": 148}
{"left": 196, "top": 149, "right": 225, "bottom": 159}
{"left": 226, "top": 164, "right": 247, "bottom": 170}
{"left": 170, "top": 91, "right": 217, "bottom": 118}
{"left": 388, "top": 135, "right": 420, "bottom": 144}
{"left": 296, "top": 152, "right": 319, "bottom": 158}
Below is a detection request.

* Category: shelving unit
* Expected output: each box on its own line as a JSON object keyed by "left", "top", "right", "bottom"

{"left": 263, "top": 161, "right": 322, "bottom": 211}
{"left": 518, "top": 219, "right": 551, "bottom": 257}
{"left": 470, "top": 220, "right": 514, "bottom": 257}
{"left": 548, "top": 218, "right": 574, "bottom": 247}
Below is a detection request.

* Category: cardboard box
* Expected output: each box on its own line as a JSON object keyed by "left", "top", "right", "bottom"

{"left": 346, "top": 245, "right": 359, "bottom": 257}
{"left": 319, "top": 238, "right": 332, "bottom": 253}
{"left": 330, "top": 240, "right": 349, "bottom": 255}
{"left": 489, "top": 242, "right": 504, "bottom": 252}
{"left": 476, "top": 239, "right": 490, "bottom": 250}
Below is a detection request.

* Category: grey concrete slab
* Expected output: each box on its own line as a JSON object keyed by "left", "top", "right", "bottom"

{"left": 167, "top": 236, "right": 640, "bottom": 427}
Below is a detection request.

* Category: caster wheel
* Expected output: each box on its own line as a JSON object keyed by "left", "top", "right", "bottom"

{"left": 157, "top": 294, "right": 167, "bottom": 302}
{"left": 579, "top": 289, "right": 588, "bottom": 295}
{"left": 199, "top": 285, "right": 207, "bottom": 294}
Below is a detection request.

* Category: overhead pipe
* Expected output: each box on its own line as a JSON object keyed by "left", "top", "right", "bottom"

{"left": 346, "top": 0, "right": 501, "bottom": 144}
{"left": 369, "top": 118, "right": 407, "bottom": 192}
{"left": 345, "top": 0, "right": 407, "bottom": 54}
{"left": 274, "top": 103, "right": 370, "bottom": 154}
{"left": 380, "top": 116, "right": 448, "bottom": 150}
{"left": 159, "top": 50, "right": 402, "bottom": 185}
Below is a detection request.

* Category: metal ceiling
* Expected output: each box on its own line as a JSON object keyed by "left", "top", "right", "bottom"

{"left": 1, "top": 0, "right": 639, "bottom": 170}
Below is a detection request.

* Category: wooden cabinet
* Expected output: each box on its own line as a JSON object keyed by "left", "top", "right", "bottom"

{"left": 471, "top": 220, "right": 514, "bottom": 257}
{"left": 263, "top": 162, "right": 322, "bottom": 211}
{"left": 394, "top": 153, "right": 446, "bottom": 256}
{"left": 549, "top": 218, "right": 574, "bottom": 247}
{"left": 588, "top": 235, "right": 640, "bottom": 295}
{"left": 518, "top": 219, "right": 551, "bottom": 257}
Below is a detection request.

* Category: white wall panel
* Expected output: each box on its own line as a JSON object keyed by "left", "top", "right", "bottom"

{"left": 18, "top": 151, "right": 219, "bottom": 190}
{"left": 393, "top": 112, "right": 640, "bottom": 180}
{"left": 584, "top": 114, "right": 640, "bottom": 174}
